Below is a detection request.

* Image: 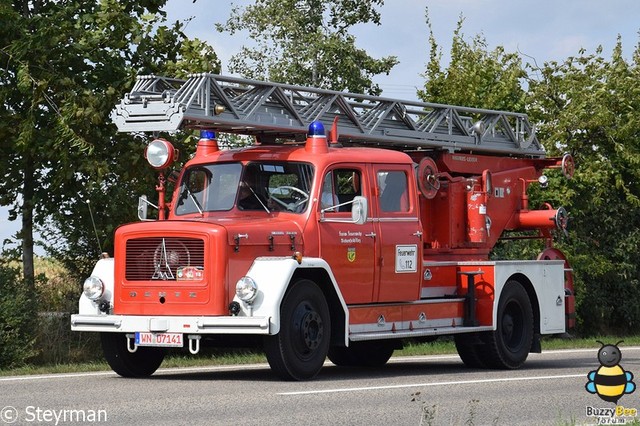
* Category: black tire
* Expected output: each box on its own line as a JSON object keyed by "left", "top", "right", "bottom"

{"left": 352, "top": 341, "right": 395, "bottom": 367}
{"left": 454, "top": 335, "right": 487, "bottom": 368}
{"left": 480, "top": 281, "right": 533, "bottom": 369}
{"left": 101, "top": 333, "right": 165, "bottom": 378}
{"left": 328, "top": 341, "right": 395, "bottom": 368}
{"left": 264, "top": 280, "right": 331, "bottom": 380}
{"left": 328, "top": 346, "right": 357, "bottom": 367}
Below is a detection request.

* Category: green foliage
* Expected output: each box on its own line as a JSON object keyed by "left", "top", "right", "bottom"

{"left": 419, "top": 13, "right": 526, "bottom": 112}
{"left": 0, "top": 261, "right": 38, "bottom": 368}
{"left": 0, "top": 256, "right": 106, "bottom": 369}
{"left": 0, "top": 1, "right": 220, "bottom": 279}
{"left": 216, "top": 0, "right": 398, "bottom": 94}
{"left": 528, "top": 39, "right": 640, "bottom": 334}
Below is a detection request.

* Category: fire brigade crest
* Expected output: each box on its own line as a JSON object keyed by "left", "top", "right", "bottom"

{"left": 347, "top": 247, "right": 356, "bottom": 262}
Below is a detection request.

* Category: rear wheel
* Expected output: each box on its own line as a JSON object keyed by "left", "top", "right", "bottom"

{"left": 101, "top": 333, "right": 165, "bottom": 377}
{"left": 264, "top": 280, "right": 330, "bottom": 380}
{"left": 454, "top": 334, "right": 487, "bottom": 368}
{"left": 480, "top": 281, "right": 533, "bottom": 369}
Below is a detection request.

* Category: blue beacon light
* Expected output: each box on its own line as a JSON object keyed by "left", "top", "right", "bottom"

{"left": 308, "top": 121, "right": 325, "bottom": 137}
{"left": 200, "top": 129, "right": 216, "bottom": 139}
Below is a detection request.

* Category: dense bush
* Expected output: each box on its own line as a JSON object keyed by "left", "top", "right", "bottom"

{"left": 0, "top": 262, "right": 38, "bottom": 368}
{"left": 30, "top": 258, "right": 102, "bottom": 365}
{"left": 33, "top": 313, "right": 101, "bottom": 365}
{"left": 0, "top": 258, "right": 102, "bottom": 370}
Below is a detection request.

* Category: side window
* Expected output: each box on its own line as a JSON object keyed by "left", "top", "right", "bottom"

{"left": 321, "top": 169, "right": 361, "bottom": 213}
{"left": 377, "top": 170, "right": 409, "bottom": 212}
{"left": 320, "top": 172, "right": 338, "bottom": 211}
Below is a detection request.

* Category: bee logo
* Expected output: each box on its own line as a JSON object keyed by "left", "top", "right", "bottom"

{"left": 586, "top": 341, "right": 636, "bottom": 403}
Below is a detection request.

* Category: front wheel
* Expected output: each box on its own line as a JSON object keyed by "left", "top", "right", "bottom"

{"left": 264, "top": 280, "right": 331, "bottom": 380}
{"left": 480, "top": 281, "right": 534, "bottom": 369}
{"left": 101, "top": 333, "right": 165, "bottom": 377}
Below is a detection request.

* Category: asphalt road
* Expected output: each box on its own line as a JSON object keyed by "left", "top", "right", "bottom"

{"left": 2, "top": 347, "right": 640, "bottom": 426}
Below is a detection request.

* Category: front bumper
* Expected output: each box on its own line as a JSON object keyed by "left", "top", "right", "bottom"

{"left": 70, "top": 314, "right": 271, "bottom": 335}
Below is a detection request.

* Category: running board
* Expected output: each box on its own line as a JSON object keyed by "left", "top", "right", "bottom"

{"left": 349, "top": 325, "right": 493, "bottom": 342}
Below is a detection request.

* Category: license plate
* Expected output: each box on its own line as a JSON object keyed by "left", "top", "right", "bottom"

{"left": 135, "top": 332, "right": 183, "bottom": 348}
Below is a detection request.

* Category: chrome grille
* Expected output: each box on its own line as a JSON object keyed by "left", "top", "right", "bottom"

{"left": 125, "top": 237, "right": 205, "bottom": 281}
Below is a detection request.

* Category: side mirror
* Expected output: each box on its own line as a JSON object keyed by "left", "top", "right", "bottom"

{"left": 138, "top": 195, "right": 161, "bottom": 220}
{"left": 138, "top": 195, "right": 149, "bottom": 220}
{"left": 351, "top": 196, "right": 368, "bottom": 225}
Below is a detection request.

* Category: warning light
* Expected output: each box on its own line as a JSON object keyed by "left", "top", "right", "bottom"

{"left": 200, "top": 129, "right": 216, "bottom": 139}
{"left": 308, "top": 121, "right": 325, "bottom": 137}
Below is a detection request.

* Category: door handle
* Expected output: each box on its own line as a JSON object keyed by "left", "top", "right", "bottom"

{"left": 413, "top": 231, "right": 423, "bottom": 239}
{"left": 365, "top": 232, "right": 376, "bottom": 238}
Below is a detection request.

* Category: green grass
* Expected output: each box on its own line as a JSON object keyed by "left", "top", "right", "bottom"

{"left": 0, "top": 349, "right": 268, "bottom": 377}
{"left": 2, "top": 335, "right": 639, "bottom": 377}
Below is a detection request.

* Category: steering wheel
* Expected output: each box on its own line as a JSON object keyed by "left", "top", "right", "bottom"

{"left": 270, "top": 186, "right": 309, "bottom": 211}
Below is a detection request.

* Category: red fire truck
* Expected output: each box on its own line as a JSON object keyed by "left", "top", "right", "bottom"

{"left": 71, "top": 74, "right": 575, "bottom": 380}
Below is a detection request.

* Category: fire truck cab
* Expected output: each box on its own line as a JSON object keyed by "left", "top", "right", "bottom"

{"left": 71, "top": 74, "right": 574, "bottom": 380}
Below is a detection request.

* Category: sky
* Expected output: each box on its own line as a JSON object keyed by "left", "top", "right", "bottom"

{"left": 2, "top": 0, "right": 640, "bottom": 253}
{"left": 165, "top": 0, "right": 640, "bottom": 100}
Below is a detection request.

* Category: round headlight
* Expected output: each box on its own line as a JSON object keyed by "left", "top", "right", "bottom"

{"left": 83, "top": 276, "right": 104, "bottom": 301}
{"left": 145, "top": 139, "right": 176, "bottom": 169}
{"left": 235, "top": 276, "right": 258, "bottom": 303}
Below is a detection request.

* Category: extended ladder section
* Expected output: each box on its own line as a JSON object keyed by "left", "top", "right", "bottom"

{"left": 112, "top": 73, "right": 545, "bottom": 157}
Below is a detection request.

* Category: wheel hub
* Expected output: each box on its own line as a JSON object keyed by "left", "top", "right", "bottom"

{"left": 502, "top": 303, "right": 523, "bottom": 351}
{"left": 300, "top": 311, "right": 323, "bottom": 350}
{"left": 502, "top": 314, "right": 515, "bottom": 341}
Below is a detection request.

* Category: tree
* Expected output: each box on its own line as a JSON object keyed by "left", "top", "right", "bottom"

{"left": 216, "top": 0, "right": 398, "bottom": 95}
{"left": 527, "top": 40, "right": 640, "bottom": 333}
{"left": 419, "top": 13, "right": 526, "bottom": 112}
{"left": 0, "top": 1, "right": 220, "bottom": 282}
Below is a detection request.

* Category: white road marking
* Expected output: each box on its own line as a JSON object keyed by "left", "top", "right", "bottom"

{"left": 390, "top": 346, "right": 640, "bottom": 363}
{"left": 278, "top": 373, "right": 586, "bottom": 396}
{"left": 0, "top": 371, "right": 115, "bottom": 382}
{"left": 1, "top": 346, "right": 638, "bottom": 383}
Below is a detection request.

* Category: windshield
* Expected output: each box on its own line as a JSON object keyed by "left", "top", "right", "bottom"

{"left": 175, "top": 161, "right": 314, "bottom": 215}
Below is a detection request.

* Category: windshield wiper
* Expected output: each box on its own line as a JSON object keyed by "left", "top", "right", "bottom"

{"left": 248, "top": 186, "right": 270, "bottom": 213}
{"left": 184, "top": 187, "right": 204, "bottom": 216}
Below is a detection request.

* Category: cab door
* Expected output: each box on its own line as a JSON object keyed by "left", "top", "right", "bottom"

{"left": 318, "top": 166, "right": 376, "bottom": 304}
{"left": 372, "top": 165, "right": 422, "bottom": 302}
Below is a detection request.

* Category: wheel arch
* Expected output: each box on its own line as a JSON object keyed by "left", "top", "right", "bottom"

{"left": 243, "top": 257, "right": 348, "bottom": 345}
